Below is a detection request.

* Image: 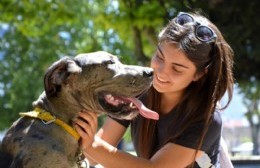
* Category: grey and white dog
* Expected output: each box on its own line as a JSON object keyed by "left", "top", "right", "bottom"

{"left": 0, "top": 51, "right": 158, "bottom": 168}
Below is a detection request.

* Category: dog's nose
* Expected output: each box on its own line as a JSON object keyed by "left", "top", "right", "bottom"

{"left": 143, "top": 69, "right": 153, "bottom": 77}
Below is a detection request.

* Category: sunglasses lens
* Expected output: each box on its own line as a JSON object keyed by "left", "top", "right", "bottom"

{"left": 196, "top": 26, "right": 214, "bottom": 41}
{"left": 175, "top": 12, "right": 217, "bottom": 43}
{"left": 176, "top": 14, "right": 194, "bottom": 25}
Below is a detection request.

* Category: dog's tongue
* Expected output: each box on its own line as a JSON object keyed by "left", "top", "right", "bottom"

{"left": 127, "top": 98, "right": 159, "bottom": 120}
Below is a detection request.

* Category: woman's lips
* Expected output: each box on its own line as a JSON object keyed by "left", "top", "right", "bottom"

{"left": 154, "top": 74, "right": 169, "bottom": 84}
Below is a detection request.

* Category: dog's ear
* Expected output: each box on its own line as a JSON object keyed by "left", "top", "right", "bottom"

{"left": 44, "top": 57, "right": 82, "bottom": 97}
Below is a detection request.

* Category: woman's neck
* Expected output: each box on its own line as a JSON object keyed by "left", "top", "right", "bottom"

{"left": 160, "top": 91, "right": 183, "bottom": 115}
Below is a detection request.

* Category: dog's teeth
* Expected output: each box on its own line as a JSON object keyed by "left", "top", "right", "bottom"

{"left": 107, "top": 94, "right": 112, "bottom": 99}
{"left": 129, "top": 102, "right": 134, "bottom": 108}
{"left": 109, "top": 96, "right": 114, "bottom": 101}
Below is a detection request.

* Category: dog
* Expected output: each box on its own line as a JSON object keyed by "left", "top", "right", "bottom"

{"left": 0, "top": 51, "right": 159, "bottom": 168}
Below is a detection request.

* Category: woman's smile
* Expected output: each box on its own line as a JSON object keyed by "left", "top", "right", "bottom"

{"left": 153, "top": 73, "right": 170, "bottom": 86}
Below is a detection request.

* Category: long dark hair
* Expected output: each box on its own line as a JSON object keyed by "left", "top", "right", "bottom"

{"left": 132, "top": 12, "right": 234, "bottom": 164}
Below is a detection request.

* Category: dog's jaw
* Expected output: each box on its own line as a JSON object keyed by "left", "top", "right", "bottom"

{"left": 97, "top": 93, "right": 159, "bottom": 120}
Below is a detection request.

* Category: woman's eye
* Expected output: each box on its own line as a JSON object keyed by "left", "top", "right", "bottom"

{"left": 172, "top": 67, "right": 183, "bottom": 73}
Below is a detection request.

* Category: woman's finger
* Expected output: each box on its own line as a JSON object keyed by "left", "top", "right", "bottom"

{"left": 74, "top": 124, "right": 88, "bottom": 138}
{"left": 74, "top": 119, "right": 95, "bottom": 139}
{"left": 75, "top": 118, "right": 95, "bottom": 137}
{"left": 78, "top": 111, "right": 98, "bottom": 132}
{"left": 80, "top": 110, "right": 98, "bottom": 123}
{"left": 74, "top": 124, "right": 94, "bottom": 150}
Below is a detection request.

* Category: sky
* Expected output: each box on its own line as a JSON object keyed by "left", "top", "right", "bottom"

{"left": 221, "top": 85, "right": 249, "bottom": 126}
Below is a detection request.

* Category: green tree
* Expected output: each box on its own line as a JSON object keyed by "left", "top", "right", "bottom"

{"left": 0, "top": 0, "right": 131, "bottom": 129}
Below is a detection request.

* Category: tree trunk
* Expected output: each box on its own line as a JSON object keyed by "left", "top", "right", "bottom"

{"left": 132, "top": 26, "right": 149, "bottom": 65}
{"left": 144, "top": 26, "right": 158, "bottom": 46}
{"left": 251, "top": 124, "right": 260, "bottom": 155}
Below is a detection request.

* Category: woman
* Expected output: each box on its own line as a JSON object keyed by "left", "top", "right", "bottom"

{"left": 74, "top": 11, "right": 234, "bottom": 168}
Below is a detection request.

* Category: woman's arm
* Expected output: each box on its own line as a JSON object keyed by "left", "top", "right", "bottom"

{"left": 86, "top": 138, "right": 203, "bottom": 168}
{"left": 75, "top": 111, "right": 203, "bottom": 168}
{"left": 96, "top": 116, "right": 127, "bottom": 146}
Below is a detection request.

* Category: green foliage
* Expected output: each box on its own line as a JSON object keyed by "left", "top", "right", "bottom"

{"left": 207, "top": 1, "right": 260, "bottom": 83}
{"left": 0, "top": 0, "right": 132, "bottom": 129}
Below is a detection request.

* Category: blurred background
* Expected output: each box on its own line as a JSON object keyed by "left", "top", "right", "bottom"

{"left": 0, "top": 0, "right": 259, "bottom": 167}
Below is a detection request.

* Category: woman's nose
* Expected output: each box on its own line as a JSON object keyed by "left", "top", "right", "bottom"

{"left": 157, "top": 63, "right": 168, "bottom": 76}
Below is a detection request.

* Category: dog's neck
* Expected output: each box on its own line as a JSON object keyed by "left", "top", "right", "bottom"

{"left": 20, "top": 107, "right": 80, "bottom": 140}
{"left": 32, "top": 92, "right": 82, "bottom": 124}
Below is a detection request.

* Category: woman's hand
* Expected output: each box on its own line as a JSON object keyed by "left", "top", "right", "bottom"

{"left": 74, "top": 110, "right": 98, "bottom": 150}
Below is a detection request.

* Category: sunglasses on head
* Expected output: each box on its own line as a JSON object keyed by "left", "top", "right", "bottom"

{"left": 175, "top": 12, "right": 217, "bottom": 43}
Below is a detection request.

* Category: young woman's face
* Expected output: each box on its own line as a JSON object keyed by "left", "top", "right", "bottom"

{"left": 151, "top": 42, "right": 201, "bottom": 95}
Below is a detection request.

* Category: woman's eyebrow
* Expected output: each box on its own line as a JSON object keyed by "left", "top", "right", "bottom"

{"left": 158, "top": 45, "right": 189, "bottom": 69}
{"left": 172, "top": 63, "right": 189, "bottom": 69}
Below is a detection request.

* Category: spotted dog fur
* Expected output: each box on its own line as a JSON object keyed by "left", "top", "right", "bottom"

{"left": 0, "top": 51, "right": 153, "bottom": 168}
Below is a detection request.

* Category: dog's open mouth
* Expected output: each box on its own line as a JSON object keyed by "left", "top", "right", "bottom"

{"left": 99, "top": 93, "right": 159, "bottom": 120}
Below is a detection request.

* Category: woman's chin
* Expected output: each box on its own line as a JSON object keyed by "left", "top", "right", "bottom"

{"left": 152, "top": 82, "right": 167, "bottom": 93}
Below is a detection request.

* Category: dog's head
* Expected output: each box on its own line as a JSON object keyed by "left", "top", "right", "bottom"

{"left": 41, "top": 51, "right": 158, "bottom": 120}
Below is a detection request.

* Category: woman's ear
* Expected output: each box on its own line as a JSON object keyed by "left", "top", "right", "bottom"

{"left": 193, "top": 68, "right": 208, "bottom": 81}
